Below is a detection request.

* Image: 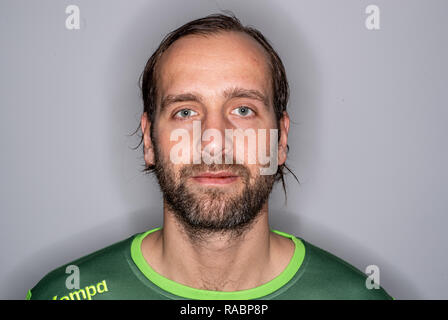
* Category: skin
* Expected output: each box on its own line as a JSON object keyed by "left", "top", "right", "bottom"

{"left": 140, "top": 31, "right": 293, "bottom": 291}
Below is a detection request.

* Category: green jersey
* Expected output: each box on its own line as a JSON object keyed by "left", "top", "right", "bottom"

{"left": 26, "top": 227, "right": 393, "bottom": 300}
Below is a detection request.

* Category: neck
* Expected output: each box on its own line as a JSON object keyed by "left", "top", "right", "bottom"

{"left": 144, "top": 200, "right": 280, "bottom": 291}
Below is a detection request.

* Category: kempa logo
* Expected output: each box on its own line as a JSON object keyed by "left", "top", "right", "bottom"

{"left": 169, "top": 120, "right": 279, "bottom": 175}
{"left": 53, "top": 280, "right": 108, "bottom": 300}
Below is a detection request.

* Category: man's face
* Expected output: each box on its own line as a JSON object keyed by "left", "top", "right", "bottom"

{"left": 142, "top": 31, "right": 289, "bottom": 236}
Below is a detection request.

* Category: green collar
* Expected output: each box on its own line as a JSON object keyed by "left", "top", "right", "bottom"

{"left": 130, "top": 227, "right": 305, "bottom": 300}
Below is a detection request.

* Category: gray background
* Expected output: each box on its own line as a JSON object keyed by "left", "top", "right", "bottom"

{"left": 1, "top": 0, "right": 447, "bottom": 299}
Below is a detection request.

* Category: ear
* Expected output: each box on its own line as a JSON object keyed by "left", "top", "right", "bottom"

{"left": 141, "top": 112, "right": 155, "bottom": 166}
{"left": 277, "top": 111, "right": 290, "bottom": 166}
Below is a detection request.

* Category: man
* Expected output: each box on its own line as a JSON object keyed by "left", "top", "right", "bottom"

{"left": 26, "top": 14, "right": 393, "bottom": 300}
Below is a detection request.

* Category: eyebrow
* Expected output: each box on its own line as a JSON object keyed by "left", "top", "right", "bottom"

{"left": 224, "top": 87, "right": 270, "bottom": 109}
{"left": 159, "top": 87, "right": 270, "bottom": 112}
{"left": 160, "top": 93, "right": 203, "bottom": 112}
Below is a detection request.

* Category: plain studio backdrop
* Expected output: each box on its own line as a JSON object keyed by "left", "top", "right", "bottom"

{"left": 1, "top": 0, "right": 447, "bottom": 299}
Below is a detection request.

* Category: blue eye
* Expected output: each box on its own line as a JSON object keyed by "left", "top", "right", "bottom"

{"left": 232, "top": 106, "right": 254, "bottom": 117}
{"left": 174, "top": 109, "right": 198, "bottom": 118}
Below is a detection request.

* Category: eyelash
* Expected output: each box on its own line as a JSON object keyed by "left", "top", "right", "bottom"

{"left": 173, "top": 109, "right": 198, "bottom": 119}
{"left": 172, "top": 106, "right": 256, "bottom": 120}
{"left": 231, "top": 106, "right": 255, "bottom": 117}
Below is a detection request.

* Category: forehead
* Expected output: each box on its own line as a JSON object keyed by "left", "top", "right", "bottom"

{"left": 155, "top": 31, "right": 272, "bottom": 103}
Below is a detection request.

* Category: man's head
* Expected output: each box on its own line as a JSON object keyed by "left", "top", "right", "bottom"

{"left": 138, "top": 14, "right": 292, "bottom": 240}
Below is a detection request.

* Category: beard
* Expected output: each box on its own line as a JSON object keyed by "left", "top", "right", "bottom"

{"left": 152, "top": 143, "right": 276, "bottom": 243}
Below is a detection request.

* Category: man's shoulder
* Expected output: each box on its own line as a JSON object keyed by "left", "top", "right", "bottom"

{"left": 284, "top": 235, "right": 393, "bottom": 300}
{"left": 26, "top": 234, "right": 136, "bottom": 300}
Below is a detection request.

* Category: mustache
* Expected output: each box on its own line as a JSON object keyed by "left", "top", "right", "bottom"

{"left": 179, "top": 163, "right": 250, "bottom": 181}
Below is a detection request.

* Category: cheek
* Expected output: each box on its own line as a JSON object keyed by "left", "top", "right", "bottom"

{"left": 263, "top": 127, "right": 279, "bottom": 157}
{"left": 230, "top": 129, "right": 277, "bottom": 167}
{"left": 157, "top": 125, "right": 187, "bottom": 155}
{"left": 157, "top": 131, "right": 173, "bottom": 157}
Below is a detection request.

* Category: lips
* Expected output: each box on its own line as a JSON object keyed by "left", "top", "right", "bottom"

{"left": 191, "top": 171, "right": 239, "bottom": 185}
{"left": 193, "top": 171, "right": 238, "bottom": 178}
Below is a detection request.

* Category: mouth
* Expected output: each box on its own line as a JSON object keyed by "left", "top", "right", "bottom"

{"left": 191, "top": 171, "right": 239, "bottom": 185}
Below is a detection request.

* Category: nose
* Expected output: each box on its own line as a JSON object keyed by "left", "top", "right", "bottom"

{"left": 193, "top": 112, "right": 233, "bottom": 164}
